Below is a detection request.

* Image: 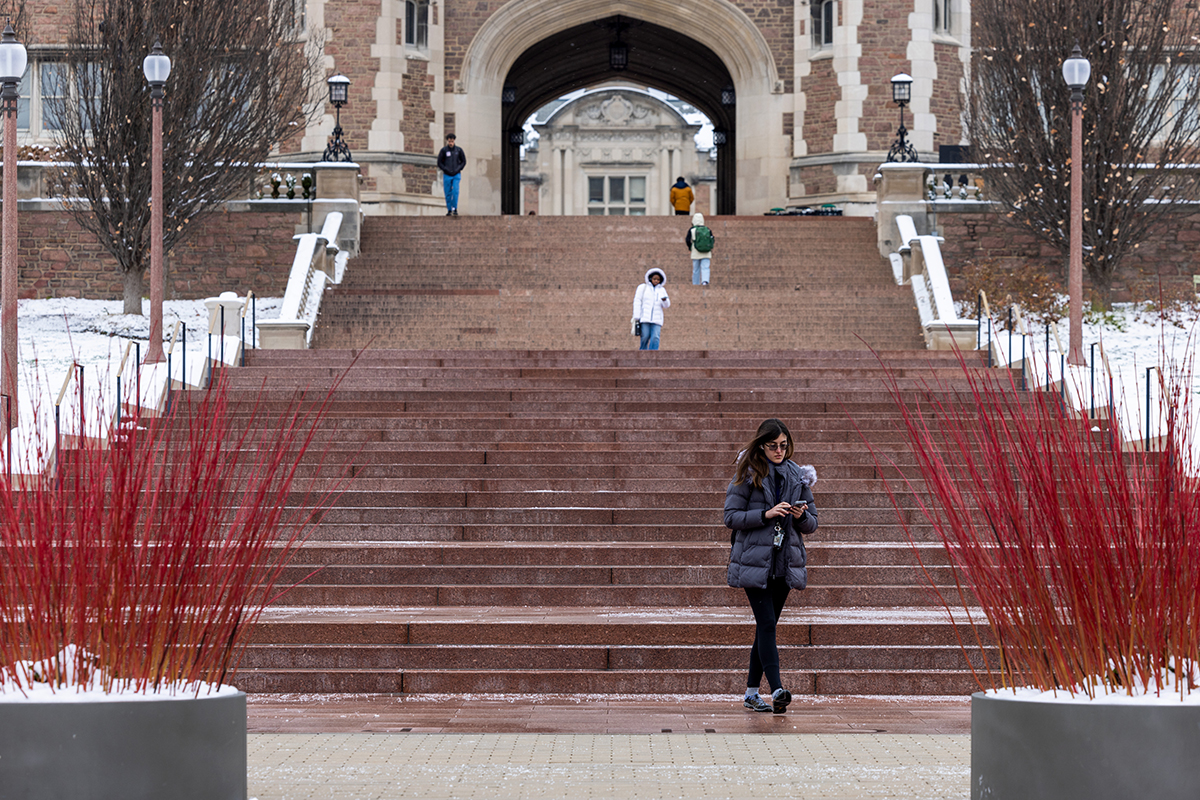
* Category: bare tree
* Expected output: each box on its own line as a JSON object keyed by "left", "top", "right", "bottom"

{"left": 52, "top": 0, "right": 322, "bottom": 313}
{"left": 967, "top": 0, "right": 1200, "bottom": 305}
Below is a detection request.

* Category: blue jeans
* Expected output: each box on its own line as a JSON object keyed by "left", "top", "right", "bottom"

{"left": 639, "top": 322, "right": 661, "bottom": 350}
{"left": 443, "top": 172, "right": 461, "bottom": 212}
{"left": 692, "top": 259, "right": 710, "bottom": 285}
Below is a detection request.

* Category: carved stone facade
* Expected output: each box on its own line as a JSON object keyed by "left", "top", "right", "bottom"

{"left": 521, "top": 90, "right": 714, "bottom": 216}
{"left": 18, "top": 0, "right": 970, "bottom": 216}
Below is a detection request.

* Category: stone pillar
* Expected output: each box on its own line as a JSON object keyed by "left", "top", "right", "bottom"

{"left": 204, "top": 291, "right": 246, "bottom": 338}
{"left": 314, "top": 163, "right": 362, "bottom": 256}
{"left": 553, "top": 147, "right": 563, "bottom": 216}
{"left": 256, "top": 320, "right": 311, "bottom": 350}
{"left": 564, "top": 148, "right": 575, "bottom": 216}
{"left": 876, "top": 163, "right": 931, "bottom": 258}
{"left": 658, "top": 146, "right": 671, "bottom": 216}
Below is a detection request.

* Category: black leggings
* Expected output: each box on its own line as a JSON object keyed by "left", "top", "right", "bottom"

{"left": 744, "top": 577, "right": 791, "bottom": 693}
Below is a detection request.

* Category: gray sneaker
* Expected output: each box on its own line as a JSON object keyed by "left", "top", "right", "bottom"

{"left": 743, "top": 695, "right": 771, "bottom": 712}
{"left": 771, "top": 687, "right": 792, "bottom": 714}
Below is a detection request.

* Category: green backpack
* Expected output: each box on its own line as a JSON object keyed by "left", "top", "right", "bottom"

{"left": 692, "top": 225, "right": 714, "bottom": 253}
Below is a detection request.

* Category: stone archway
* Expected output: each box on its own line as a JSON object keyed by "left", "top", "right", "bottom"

{"left": 454, "top": 0, "right": 788, "bottom": 216}
{"left": 499, "top": 18, "right": 735, "bottom": 215}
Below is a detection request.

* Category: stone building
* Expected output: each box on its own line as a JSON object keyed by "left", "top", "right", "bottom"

{"left": 17, "top": 0, "right": 969, "bottom": 216}
{"left": 520, "top": 89, "right": 715, "bottom": 216}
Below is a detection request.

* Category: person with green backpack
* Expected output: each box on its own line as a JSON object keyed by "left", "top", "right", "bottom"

{"left": 685, "top": 212, "right": 715, "bottom": 285}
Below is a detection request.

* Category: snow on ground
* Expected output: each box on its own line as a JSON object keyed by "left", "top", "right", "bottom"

{"left": 0, "top": 680, "right": 243, "bottom": 702}
{"left": 1080, "top": 304, "right": 1200, "bottom": 395}
{"left": 12, "top": 295, "right": 280, "bottom": 431}
{"left": 8, "top": 296, "right": 1196, "bottom": 436}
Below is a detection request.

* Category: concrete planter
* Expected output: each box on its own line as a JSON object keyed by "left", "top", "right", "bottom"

{"left": 971, "top": 691, "right": 1200, "bottom": 800}
{"left": 0, "top": 690, "right": 246, "bottom": 800}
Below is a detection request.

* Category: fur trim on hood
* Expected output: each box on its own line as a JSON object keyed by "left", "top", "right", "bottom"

{"left": 644, "top": 268, "right": 667, "bottom": 284}
{"left": 797, "top": 464, "right": 817, "bottom": 486}
{"left": 731, "top": 452, "right": 819, "bottom": 486}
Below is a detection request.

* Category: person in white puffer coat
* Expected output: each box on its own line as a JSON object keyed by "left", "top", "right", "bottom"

{"left": 631, "top": 268, "right": 670, "bottom": 350}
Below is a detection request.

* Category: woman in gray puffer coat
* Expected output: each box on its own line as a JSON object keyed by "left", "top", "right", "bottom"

{"left": 724, "top": 418, "right": 818, "bottom": 714}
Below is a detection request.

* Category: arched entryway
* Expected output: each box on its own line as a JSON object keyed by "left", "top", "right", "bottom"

{"left": 499, "top": 17, "right": 735, "bottom": 215}
{"left": 455, "top": 0, "right": 787, "bottom": 217}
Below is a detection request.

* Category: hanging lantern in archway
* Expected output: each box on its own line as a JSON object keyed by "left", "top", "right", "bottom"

{"left": 609, "top": 38, "right": 628, "bottom": 70}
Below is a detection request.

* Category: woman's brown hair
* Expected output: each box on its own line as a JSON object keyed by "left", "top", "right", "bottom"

{"left": 733, "top": 418, "right": 793, "bottom": 489}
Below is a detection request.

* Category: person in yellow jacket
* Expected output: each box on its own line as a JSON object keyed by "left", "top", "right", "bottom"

{"left": 669, "top": 177, "right": 693, "bottom": 215}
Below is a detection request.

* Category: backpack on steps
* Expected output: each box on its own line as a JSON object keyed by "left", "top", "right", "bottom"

{"left": 691, "top": 225, "right": 714, "bottom": 253}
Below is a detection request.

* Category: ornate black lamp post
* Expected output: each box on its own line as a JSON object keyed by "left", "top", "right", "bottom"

{"left": 886, "top": 72, "right": 919, "bottom": 163}
{"left": 322, "top": 74, "right": 352, "bottom": 162}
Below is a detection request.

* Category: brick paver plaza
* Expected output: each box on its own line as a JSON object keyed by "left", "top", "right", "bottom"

{"left": 246, "top": 695, "right": 971, "bottom": 799}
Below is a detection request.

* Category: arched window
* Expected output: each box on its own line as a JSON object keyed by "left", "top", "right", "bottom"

{"left": 405, "top": 0, "right": 429, "bottom": 49}
{"left": 812, "top": 0, "right": 835, "bottom": 49}
{"left": 934, "top": 0, "right": 952, "bottom": 34}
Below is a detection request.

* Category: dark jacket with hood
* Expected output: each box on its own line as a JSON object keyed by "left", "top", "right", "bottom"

{"left": 724, "top": 460, "right": 818, "bottom": 590}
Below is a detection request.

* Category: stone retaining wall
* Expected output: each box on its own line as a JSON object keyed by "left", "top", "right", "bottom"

{"left": 936, "top": 203, "right": 1200, "bottom": 301}
{"left": 15, "top": 203, "right": 304, "bottom": 301}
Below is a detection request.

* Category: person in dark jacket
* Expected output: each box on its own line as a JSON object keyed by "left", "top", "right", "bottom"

{"left": 437, "top": 133, "right": 466, "bottom": 216}
{"left": 724, "top": 418, "right": 818, "bottom": 713}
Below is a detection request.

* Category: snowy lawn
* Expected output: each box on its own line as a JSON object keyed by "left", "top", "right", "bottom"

{"left": 7, "top": 295, "right": 1197, "bottom": 447}
{"left": 13, "top": 295, "right": 280, "bottom": 426}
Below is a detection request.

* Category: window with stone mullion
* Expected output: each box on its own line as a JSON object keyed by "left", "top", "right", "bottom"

{"left": 405, "top": 0, "right": 429, "bottom": 49}
{"left": 811, "top": 0, "right": 835, "bottom": 49}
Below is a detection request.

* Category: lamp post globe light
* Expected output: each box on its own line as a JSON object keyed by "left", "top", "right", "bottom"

{"left": 0, "top": 21, "right": 26, "bottom": 426}
{"left": 1062, "top": 44, "right": 1090, "bottom": 367}
{"left": 322, "top": 74, "right": 353, "bottom": 162}
{"left": 143, "top": 40, "right": 171, "bottom": 364}
{"left": 886, "top": 73, "right": 919, "bottom": 163}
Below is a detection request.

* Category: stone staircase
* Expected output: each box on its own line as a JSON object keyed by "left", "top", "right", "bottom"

{"left": 310, "top": 216, "right": 924, "bottom": 352}
{"left": 231, "top": 349, "right": 997, "bottom": 697}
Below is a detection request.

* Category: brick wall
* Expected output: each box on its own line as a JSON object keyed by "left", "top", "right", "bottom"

{"left": 938, "top": 206, "right": 1200, "bottom": 300}
{"left": 857, "top": 6, "right": 911, "bottom": 153}
{"left": 400, "top": 57, "right": 437, "bottom": 195}
{"left": 730, "top": 1, "right": 794, "bottom": 93}
{"left": 931, "top": 43, "right": 964, "bottom": 148}
{"left": 325, "top": 0, "right": 382, "bottom": 192}
{"left": 794, "top": 163, "right": 836, "bottom": 197}
{"left": 803, "top": 59, "right": 838, "bottom": 156}
{"left": 22, "top": 0, "right": 72, "bottom": 41}
{"left": 18, "top": 207, "right": 302, "bottom": 300}
{"left": 523, "top": 183, "right": 540, "bottom": 215}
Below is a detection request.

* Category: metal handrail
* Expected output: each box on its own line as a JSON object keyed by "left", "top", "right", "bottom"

{"left": 116, "top": 340, "right": 134, "bottom": 379}
{"left": 241, "top": 290, "right": 256, "bottom": 365}
{"left": 55, "top": 361, "right": 79, "bottom": 408}
{"left": 54, "top": 362, "right": 83, "bottom": 487}
{"left": 115, "top": 341, "right": 133, "bottom": 431}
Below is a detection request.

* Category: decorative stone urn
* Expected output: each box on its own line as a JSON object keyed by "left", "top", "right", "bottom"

{"left": 0, "top": 690, "right": 246, "bottom": 800}
{"left": 971, "top": 691, "right": 1200, "bottom": 800}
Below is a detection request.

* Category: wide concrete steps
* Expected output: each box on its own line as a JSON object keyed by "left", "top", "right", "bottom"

{"left": 314, "top": 216, "right": 924, "bottom": 351}
{"left": 224, "top": 347, "right": 997, "bottom": 696}
{"left": 239, "top": 606, "right": 990, "bottom": 695}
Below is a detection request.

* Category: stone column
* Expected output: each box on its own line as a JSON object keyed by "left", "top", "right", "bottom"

{"left": 551, "top": 146, "right": 563, "bottom": 216}
{"left": 658, "top": 144, "right": 671, "bottom": 215}
{"left": 875, "top": 163, "right": 930, "bottom": 258}
{"left": 564, "top": 147, "right": 575, "bottom": 216}
{"left": 314, "top": 163, "right": 362, "bottom": 255}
